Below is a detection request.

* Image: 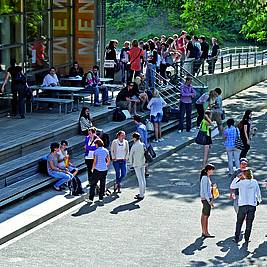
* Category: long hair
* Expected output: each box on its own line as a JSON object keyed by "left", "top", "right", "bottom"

{"left": 79, "top": 106, "right": 91, "bottom": 121}
{"left": 200, "top": 164, "right": 215, "bottom": 181}
{"left": 242, "top": 109, "right": 252, "bottom": 121}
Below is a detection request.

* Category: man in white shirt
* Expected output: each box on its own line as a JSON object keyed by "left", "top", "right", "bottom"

{"left": 230, "top": 169, "right": 262, "bottom": 243}
{"left": 42, "top": 67, "right": 59, "bottom": 87}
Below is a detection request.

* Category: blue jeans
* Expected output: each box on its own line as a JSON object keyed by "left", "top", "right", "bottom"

{"left": 85, "top": 85, "right": 109, "bottom": 103}
{"left": 49, "top": 170, "right": 72, "bottom": 188}
{"left": 113, "top": 160, "right": 127, "bottom": 185}
{"left": 121, "top": 62, "right": 127, "bottom": 83}
{"left": 146, "top": 64, "right": 156, "bottom": 89}
{"left": 178, "top": 101, "right": 192, "bottom": 132}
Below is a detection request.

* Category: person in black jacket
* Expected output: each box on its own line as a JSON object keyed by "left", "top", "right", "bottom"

{"left": 104, "top": 40, "right": 118, "bottom": 82}
{"left": 69, "top": 61, "right": 84, "bottom": 77}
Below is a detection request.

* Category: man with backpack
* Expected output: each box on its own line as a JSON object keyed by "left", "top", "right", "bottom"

{"left": 82, "top": 65, "right": 110, "bottom": 107}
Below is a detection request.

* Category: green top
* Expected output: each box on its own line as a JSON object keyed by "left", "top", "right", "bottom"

{"left": 200, "top": 119, "right": 211, "bottom": 136}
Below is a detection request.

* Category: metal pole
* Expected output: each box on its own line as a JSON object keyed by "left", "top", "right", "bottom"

{"left": 238, "top": 54, "right": 241, "bottom": 68}
{"left": 230, "top": 54, "right": 232, "bottom": 69}
{"left": 246, "top": 53, "right": 249, "bottom": 67}
{"left": 221, "top": 56, "right": 223, "bottom": 72}
{"left": 261, "top": 52, "right": 264, "bottom": 65}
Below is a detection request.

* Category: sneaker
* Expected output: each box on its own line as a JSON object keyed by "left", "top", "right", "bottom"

{"left": 54, "top": 185, "right": 61, "bottom": 191}
{"left": 85, "top": 198, "right": 93, "bottom": 203}
{"left": 94, "top": 102, "right": 101, "bottom": 107}
{"left": 103, "top": 101, "right": 111, "bottom": 106}
{"left": 145, "top": 173, "right": 150, "bottom": 177}
{"left": 153, "top": 139, "right": 159, "bottom": 143}
{"left": 134, "top": 195, "right": 144, "bottom": 200}
{"left": 232, "top": 238, "right": 239, "bottom": 243}
{"left": 177, "top": 130, "right": 182, "bottom": 133}
{"left": 158, "top": 138, "right": 164, "bottom": 142}
{"left": 186, "top": 129, "right": 195, "bottom": 133}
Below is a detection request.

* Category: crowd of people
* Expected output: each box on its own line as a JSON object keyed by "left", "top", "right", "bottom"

{"left": 104, "top": 32, "right": 220, "bottom": 87}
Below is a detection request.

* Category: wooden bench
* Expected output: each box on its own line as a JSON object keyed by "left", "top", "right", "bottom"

{"left": 32, "top": 97, "right": 74, "bottom": 114}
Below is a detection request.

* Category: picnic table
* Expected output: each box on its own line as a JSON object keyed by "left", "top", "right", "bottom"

{"left": 60, "top": 76, "right": 82, "bottom": 81}
{"left": 99, "top": 78, "right": 113, "bottom": 83}
{"left": 30, "top": 85, "right": 84, "bottom": 111}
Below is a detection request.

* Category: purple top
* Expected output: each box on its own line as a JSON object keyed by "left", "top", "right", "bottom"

{"left": 180, "top": 83, "right": 196, "bottom": 103}
{"left": 84, "top": 135, "right": 99, "bottom": 158}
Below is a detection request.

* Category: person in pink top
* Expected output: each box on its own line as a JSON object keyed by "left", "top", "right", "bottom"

{"left": 128, "top": 39, "right": 144, "bottom": 82}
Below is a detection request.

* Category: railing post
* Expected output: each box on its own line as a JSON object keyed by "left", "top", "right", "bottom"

{"left": 221, "top": 56, "right": 224, "bottom": 72}
{"left": 201, "top": 61, "right": 204, "bottom": 75}
{"left": 254, "top": 52, "right": 257, "bottom": 66}
{"left": 230, "top": 54, "right": 232, "bottom": 69}
{"left": 246, "top": 53, "right": 249, "bottom": 67}
{"left": 261, "top": 52, "right": 264, "bottom": 65}
{"left": 238, "top": 54, "right": 241, "bottom": 68}
{"left": 235, "top": 47, "right": 237, "bottom": 54}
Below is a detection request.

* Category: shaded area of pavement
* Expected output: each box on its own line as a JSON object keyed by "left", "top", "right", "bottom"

{"left": 0, "top": 82, "right": 266, "bottom": 266}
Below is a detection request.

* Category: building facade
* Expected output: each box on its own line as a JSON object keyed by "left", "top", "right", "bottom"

{"left": 0, "top": 0, "right": 105, "bottom": 82}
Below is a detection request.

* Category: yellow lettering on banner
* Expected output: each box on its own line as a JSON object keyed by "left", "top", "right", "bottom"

{"left": 78, "top": 19, "right": 94, "bottom": 31}
{"left": 53, "top": 38, "right": 67, "bottom": 54}
{"left": 78, "top": 38, "right": 95, "bottom": 55}
{"left": 53, "top": 19, "right": 68, "bottom": 31}
{"left": 78, "top": 0, "right": 94, "bottom": 14}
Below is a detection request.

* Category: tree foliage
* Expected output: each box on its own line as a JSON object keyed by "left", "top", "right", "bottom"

{"left": 106, "top": 0, "right": 267, "bottom": 42}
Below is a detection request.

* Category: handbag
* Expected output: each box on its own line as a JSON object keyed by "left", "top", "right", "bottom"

{"left": 144, "top": 148, "right": 153, "bottom": 163}
{"left": 145, "top": 119, "right": 154, "bottom": 132}
{"left": 234, "top": 128, "right": 244, "bottom": 150}
{"left": 147, "top": 144, "right": 156, "bottom": 158}
{"left": 104, "top": 60, "right": 116, "bottom": 68}
{"left": 221, "top": 109, "right": 226, "bottom": 120}
{"left": 211, "top": 183, "right": 219, "bottom": 199}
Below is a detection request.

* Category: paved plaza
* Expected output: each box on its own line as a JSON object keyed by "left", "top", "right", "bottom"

{"left": 0, "top": 93, "right": 266, "bottom": 266}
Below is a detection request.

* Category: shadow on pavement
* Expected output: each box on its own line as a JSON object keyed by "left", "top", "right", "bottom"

{"left": 252, "top": 240, "right": 267, "bottom": 259}
{"left": 110, "top": 200, "right": 140, "bottom": 214}
{"left": 213, "top": 236, "right": 250, "bottom": 265}
{"left": 181, "top": 237, "right": 207, "bottom": 256}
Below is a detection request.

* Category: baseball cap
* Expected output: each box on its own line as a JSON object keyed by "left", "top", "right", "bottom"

{"left": 240, "top": 158, "right": 248, "bottom": 164}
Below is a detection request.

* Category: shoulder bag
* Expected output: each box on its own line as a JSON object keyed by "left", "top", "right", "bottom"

{"left": 127, "top": 49, "right": 142, "bottom": 71}
{"left": 234, "top": 128, "right": 244, "bottom": 150}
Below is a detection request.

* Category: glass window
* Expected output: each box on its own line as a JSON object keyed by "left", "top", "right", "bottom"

{"left": 0, "top": 15, "right": 23, "bottom": 45}
{"left": 53, "top": 7, "right": 72, "bottom": 37}
{"left": 53, "top": 0, "right": 72, "bottom": 9}
{"left": 25, "top": 0, "right": 49, "bottom": 12}
{"left": 0, "top": 46, "right": 23, "bottom": 71}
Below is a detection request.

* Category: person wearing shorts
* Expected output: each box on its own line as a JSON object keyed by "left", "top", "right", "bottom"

{"left": 211, "top": 87, "right": 223, "bottom": 137}
{"left": 200, "top": 164, "right": 216, "bottom": 238}
{"left": 147, "top": 89, "right": 167, "bottom": 142}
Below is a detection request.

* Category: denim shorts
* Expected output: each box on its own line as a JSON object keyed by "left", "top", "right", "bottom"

{"left": 150, "top": 113, "right": 163, "bottom": 123}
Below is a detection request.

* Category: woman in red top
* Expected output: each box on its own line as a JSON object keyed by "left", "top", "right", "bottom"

{"left": 128, "top": 39, "right": 144, "bottom": 82}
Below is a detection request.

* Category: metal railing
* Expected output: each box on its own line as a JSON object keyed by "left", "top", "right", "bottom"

{"left": 220, "top": 46, "right": 260, "bottom": 56}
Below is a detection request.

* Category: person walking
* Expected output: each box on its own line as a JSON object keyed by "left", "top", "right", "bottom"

{"left": 84, "top": 127, "right": 99, "bottom": 187}
{"left": 85, "top": 139, "right": 110, "bottom": 203}
{"left": 230, "top": 169, "right": 262, "bottom": 243}
{"left": 198, "top": 110, "right": 213, "bottom": 168}
{"left": 229, "top": 158, "right": 249, "bottom": 214}
{"left": 104, "top": 40, "right": 118, "bottom": 82}
{"left": 211, "top": 87, "right": 224, "bottom": 137}
{"left": 195, "top": 90, "right": 217, "bottom": 128}
{"left": 147, "top": 89, "right": 167, "bottom": 142}
{"left": 223, "top": 118, "right": 241, "bottom": 175}
{"left": 200, "top": 164, "right": 216, "bottom": 238}
{"left": 110, "top": 131, "right": 129, "bottom": 193}
{"left": 239, "top": 109, "right": 253, "bottom": 158}
{"left": 129, "top": 132, "right": 146, "bottom": 200}
{"left": 178, "top": 77, "right": 196, "bottom": 132}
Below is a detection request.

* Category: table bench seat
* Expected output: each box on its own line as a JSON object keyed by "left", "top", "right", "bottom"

{"left": 33, "top": 97, "right": 74, "bottom": 114}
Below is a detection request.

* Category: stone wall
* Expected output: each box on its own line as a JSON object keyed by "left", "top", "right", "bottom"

{"left": 198, "top": 64, "right": 267, "bottom": 99}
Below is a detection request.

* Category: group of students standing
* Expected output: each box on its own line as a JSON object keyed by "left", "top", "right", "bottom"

{"left": 105, "top": 31, "right": 219, "bottom": 88}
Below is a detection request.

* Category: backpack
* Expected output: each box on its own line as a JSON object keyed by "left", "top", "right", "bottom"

{"left": 96, "top": 130, "right": 110, "bottom": 148}
{"left": 38, "top": 155, "right": 48, "bottom": 175}
{"left": 81, "top": 71, "right": 93, "bottom": 87}
{"left": 193, "top": 44, "right": 201, "bottom": 60}
{"left": 112, "top": 107, "right": 126, "bottom": 122}
{"left": 68, "top": 176, "right": 84, "bottom": 196}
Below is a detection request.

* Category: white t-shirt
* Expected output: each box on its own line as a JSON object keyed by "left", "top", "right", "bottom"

{"left": 42, "top": 74, "right": 59, "bottom": 86}
{"left": 115, "top": 140, "right": 127, "bottom": 159}
{"left": 147, "top": 96, "right": 167, "bottom": 116}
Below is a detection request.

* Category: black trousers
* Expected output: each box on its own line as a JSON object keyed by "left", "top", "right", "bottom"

{"left": 240, "top": 142, "right": 250, "bottom": 158}
{"left": 195, "top": 103, "right": 204, "bottom": 127}
{"left": 85, "top": 159, "right": 94, "bottom": 183}
{"left": 89, "top": 169, "right": 107, "bottom": 201}
{"left": 235, "top": 205, "right": 256, "bottom": 241}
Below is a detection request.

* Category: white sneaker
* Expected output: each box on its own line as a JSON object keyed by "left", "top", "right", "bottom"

{"left": 84, "top": 197, "right": 93, "bottom": 203}
{"left": 177, "top": 130, "right": 182, "bottom": 133}
{"left": 153, "top": 139, "right": 159, "bottom": 143}
{"left": 158, "top": 138, "right": 164, "bottom": 142}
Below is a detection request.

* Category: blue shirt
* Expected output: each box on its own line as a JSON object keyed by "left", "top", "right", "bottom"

{"left": 224, "top": 126, "right": 240, "bottom": 148}
{"left": 136, "top": 123, "right": 148, "bottom": 147}
{"left": 94, "top": 147, "right": 109, "bottom": 171}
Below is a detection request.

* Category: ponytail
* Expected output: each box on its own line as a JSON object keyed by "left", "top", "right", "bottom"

{"left": 200, "top": 164, "right": 215, "bottom": 181}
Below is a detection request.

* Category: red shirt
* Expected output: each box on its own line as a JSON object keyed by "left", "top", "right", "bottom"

{"left": 177, "top": 37, "right": 185, "bottom": 54}
{"left": 128, "top": 47, "right": 144, "bottom": 71}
